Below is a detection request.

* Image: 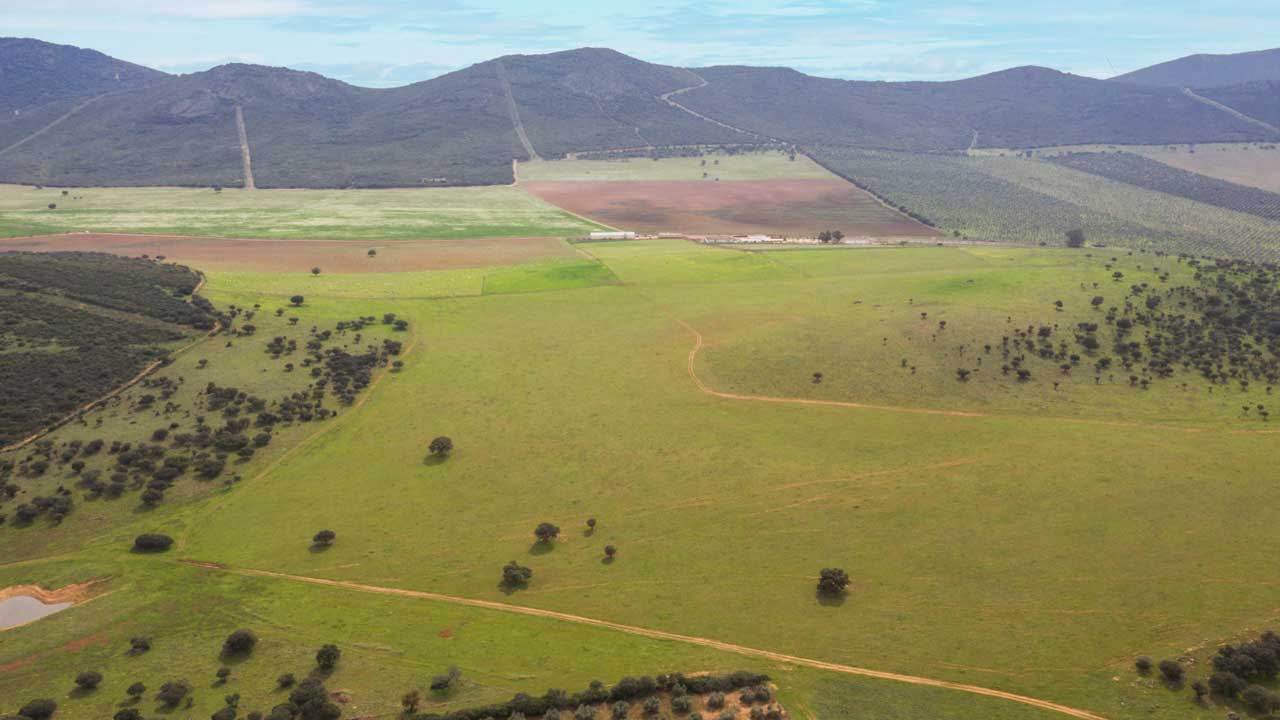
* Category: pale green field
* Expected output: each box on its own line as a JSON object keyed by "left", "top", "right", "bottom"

{"left": 972, "top": 142, "right": 1280, "bottom": 193}
{"left": 519, "top": 151, "right": 833, "bottom": 182}
{"left": 0, "top": 184, "right": 604, "bottom": 240}
{"left": 3, "top": 241, "right": 1277, "bottom": 720}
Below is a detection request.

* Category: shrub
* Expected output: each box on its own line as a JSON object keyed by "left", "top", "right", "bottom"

{"left": 1134, "top": 656, "right": 1152, "bottom": 674}
{"left": 1241, "top": 684, "right": 1276, "bottom": 713}
{"left": 114, "top": 710, "right": 143, "bottom": 720}
{"left": 535, "top": 522, "right": 561, "bottom": 543}
{"left": 1209, "top": 671, "right": 1247, "bottom": 697}
{"left": 222, "top": 629, "right": 258, "bottom": 656}
{"left": 706, "top": 692, "right": 726, "bottom": 710}
{"left": 642, "top": 696, "right": 661, "bottom": 715}
{"left": 429, "top": 436, "right": 453, "bottom": 457}
{"left": 502, "top": 560, "right": 533, "bottom": 588}
{"left": 816, "top": 567, "right": 850, "bottom": 596}
{"left": 132, "top": 533, "right": 174, "bottom": 552}
{"left": 1157, "top": 659, "right": 1184, "bottom": 682}
{"left": 671, "top": 696, "right": 692, "bottom": 714}
{"left": 431, "top": 666, "right": 462, "bottom": 693}
{"left": 1190, "top": 679, "right": 1208, "bottom": 701}
{"left": 74, "top": 670, "right": 103, "bottom": 690}
{"left": 277, "top": 673, "right": 296, "bottom": 688}
{"left": 157, "top": 679, "right": 192, "bottom": 706}
{"left": 316, "top": 643, "right": 341, "bottom": 671}
{"left": 212, "top": 707, "right": 236, "bottom": 720}
{"left": 216, "top": 666, "right": 232, "bottom": 682}
{"left": 127, "top": 681, "right": 146, "bottom": 698}
{"left": 17, "top": 700, "right": 57, "bottom": 720}
{"left": 574, "top": 705, "right": 596, "bottom": 720}
{"left": 611, "top": 701, "right": 630, "bottom": 719}
{"left": 312, "top": 529, "right": 336, "bottom": 546}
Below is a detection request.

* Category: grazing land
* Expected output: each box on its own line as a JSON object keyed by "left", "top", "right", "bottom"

{"left": 519, "top": 151, "right": 833, "bottom": 182}
{"left": 814, "top": 146, "right": 1280, "bottom": 259}
{"left": 0, "top": 184, "right": 604, "bottom": 241}
{"left": 4, "top": 238, "right": 1279, "bottom": 720}
{"left": 1060, "top": 143, "right": 1280, "bottom": 194}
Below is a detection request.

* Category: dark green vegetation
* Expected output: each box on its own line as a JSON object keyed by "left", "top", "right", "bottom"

{"left": 1200, "top": 81, "right": 1280, "bottom": 128}
{"left": 1111, "top": 47, "right": 1280, "bottom": 88}
{"left": 0, "top": 39, "right": 1276, "bottom": 188}
{"left": 811, "top": 147, "right": 1280, "bottom": 260}
{"left": 1134, "top": 630, "right": 1280, "bottom": 716}
{"left": 0, "top": 283, "right": 405, "bottom": 534}
{"left": 1046, "top": 152, "right": 1280, "bottom": 222}
{"left": 0, "top": 252, "right": 214, "bottom": 445}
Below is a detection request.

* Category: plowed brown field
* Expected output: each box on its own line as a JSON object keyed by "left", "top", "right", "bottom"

{"left": 0, "top": 233, "right": 577, "bottom": 272}
{"left": 522, "top": 179, "right": 939, "bottom": 237}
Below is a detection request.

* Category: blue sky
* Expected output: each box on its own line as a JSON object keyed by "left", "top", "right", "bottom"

{"left": 4, "top": 0, "right": 1278, "bottom": 86}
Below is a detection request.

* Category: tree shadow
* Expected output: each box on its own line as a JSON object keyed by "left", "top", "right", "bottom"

{"left": 528, "top": 541, "right": 554, "bottom": 556}
{"left": 423, "top": 454, "right": 447, "bottom": 467}
{"left": 68, "top": 686, "right": 98, "bottom": 700}
{"left": 496, "top": 582, "right": 525, "bottom": 597}
{"left": 815, "top": 590, "right": 847, "bottom": 608}
{"left": 600, "top": 556, "right": 615, "bottom": 565}
{"left": 308, "top": 543, "right": 333, "bottom": 554}
{"left": 583, "top": 528, "right": 595, "bottom": 538}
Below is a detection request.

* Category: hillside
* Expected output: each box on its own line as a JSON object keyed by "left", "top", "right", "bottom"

{"left": 1199, "top": 81, "right": 1280, "bottom": 129}
{"left": 677, "top": 65, "right": 1271, "bottom": 151}
{"left": 1112, "top": 47, "right": 1280, "bottom": 88}
{"left": 0, "top": 37, "right": 166, "bottom": 152}
{"left": 0, "top": 39, "right": 1275, "bottom": 188}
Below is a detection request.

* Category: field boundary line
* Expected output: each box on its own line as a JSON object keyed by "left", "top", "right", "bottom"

{"left": 1182, "top": 88, "right": 1280, "bottom": 136}
{"left": 180, "top": 561, "right": 1109, "bottom": 720}
{"left": 234, "top": 105, "right": 256, "bottom": 190}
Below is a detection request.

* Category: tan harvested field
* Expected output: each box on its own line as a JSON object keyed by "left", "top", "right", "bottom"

{"left": 522, "top": 179, "right": 939, "bottom": 237}
{"left": 0, "top": 233, "right": 578, "bottom": 272}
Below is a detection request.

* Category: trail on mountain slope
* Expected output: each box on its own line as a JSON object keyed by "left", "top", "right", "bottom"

{"left": 1181, "top": 88, "right": 1280, "bottom": 136}
{"left": 234, "top": 105, "right": 256, "bottom": 190}
{"left": 496, "top": 59, "right": 540, "bottom": 161}
{"left": 0, "top": 94, "right": 109, "bottom": 157}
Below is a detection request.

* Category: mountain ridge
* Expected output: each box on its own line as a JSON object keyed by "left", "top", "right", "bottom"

{"left": 1, "top": 39, "right": 1276, "bottom": 189}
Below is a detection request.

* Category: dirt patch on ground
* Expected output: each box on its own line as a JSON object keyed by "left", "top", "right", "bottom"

{"left": 0, "top": 233, "right": 577, "bottom": 273}
{"left": 0, "top": 579, "right": 106, "bottom": 605}
{"left": 1, "top": 631, "right": 108, "bottom": 674}
{"left": 523, "top": 179, "right": 939, "bottom": 238}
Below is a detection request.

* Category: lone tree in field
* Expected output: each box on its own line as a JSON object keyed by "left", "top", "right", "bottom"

{"left": 17, "top": 700, "right": 57, "bottom": 720}
{"left": 1157, "top": 659, "right": 1184, "bottom": 683}
{"left": 501, "top": 560, "right": 533, "bottom": 588}
{"left": 368, "top": 249, "right": 377, "bottom": 257}
{"left": 290, "top": 295, "right": 304, "bottom": 306}
{"left": 428, "top": 436, "right": 453, "bottom": 458}
{"left": 315, "top": 643, "right": 341, "bottom": 672}
{"left": 604, "top": 545, "right": 617, "bottom": 560}
{"left": 312, "top": 529, "right": 336, "bottom": 547}
{"left": 535, "top": 522, "right": 561, "bottom": 543}
{"left": 132, "top": 533, "right": 174, "bottom": 552}
{"left": 311, "top": 266, "right": 322, "bottom": 276}
{"left": 1134, "top": 656, "right": 1152, "bottom": 674}
{"left": 586, "top": 517, "right": 597, "bottom": 533}
{"left": 1065, "top": 228, "right": 1086, "bottom": 248}
{"left": 222, "top": 629, "right": 258, "bottom": 656}
{"left": 816, "top": 567, "right": 851, "bottom": 597}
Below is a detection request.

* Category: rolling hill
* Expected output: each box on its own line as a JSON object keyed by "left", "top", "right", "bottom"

{"left": 1112, "top": 47, "right": 1280, "bottom": 88}
{"left": 0, "top": 38, "right": 1276, "bottom": 188}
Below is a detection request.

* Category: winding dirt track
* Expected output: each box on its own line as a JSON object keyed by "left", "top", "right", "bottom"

{"left": 181, "top": 560, "right": 1108, "bottom": 720}
{"left": 678, "top": 320, "right": 985, "bottom": 419}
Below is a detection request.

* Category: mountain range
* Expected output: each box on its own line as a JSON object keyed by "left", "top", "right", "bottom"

{"left": 1, "top": 38, "right": 1277, "bottom": 189}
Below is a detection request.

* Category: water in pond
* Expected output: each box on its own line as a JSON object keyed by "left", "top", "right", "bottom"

{"left": 0, "top": 595, "right": 71, "bottom": 629}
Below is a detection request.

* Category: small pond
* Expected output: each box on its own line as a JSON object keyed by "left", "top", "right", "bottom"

{"left": 0, "top": 595, "right": 71, "bottom": 630}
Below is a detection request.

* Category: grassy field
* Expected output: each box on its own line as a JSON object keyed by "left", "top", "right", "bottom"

{"left": 0, "top": 184, "right": 604, "bottom": 240}
{"left": 4, "top": 240, "right": 1279, "bottom": 720}
{"left": 519, "top": 151, "right": 833, "bottom": 182}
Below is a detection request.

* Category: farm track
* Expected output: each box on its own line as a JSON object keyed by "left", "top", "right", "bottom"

{"left": 180, "top": 560, "right": 1110, "bottom": 720}
{"left": 659, "top": 72, "right": 779, "bottom": 143}
{"left": 677, "top": 320, "right": 1277, "bottom": 435}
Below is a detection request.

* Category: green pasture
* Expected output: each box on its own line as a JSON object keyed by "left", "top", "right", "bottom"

{"left": 0, "top": 184, "right": 603, "bottom": 240}
{"left": 520, "top": 151, "right": 831, "bottom": 182}
{"left": 4, "top": 240, "right": 1278, "bottom": 720}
